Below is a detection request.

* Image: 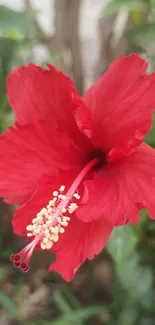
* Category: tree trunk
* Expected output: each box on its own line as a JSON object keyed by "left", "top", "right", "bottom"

{"left": 54, "top": 0, "right": 84, "bottom": 94}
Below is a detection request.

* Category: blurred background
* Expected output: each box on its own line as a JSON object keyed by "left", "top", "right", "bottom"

{"left": 1, "top": 0, "right": 155, "bottom": 324}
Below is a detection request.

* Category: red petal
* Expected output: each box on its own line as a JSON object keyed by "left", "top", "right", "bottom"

{"left": 7, "top": 64, "right": 93, "bottom": 139}
{"left": 77, "top": 143, "right": 155, "bottom": 226}
{"left": 50, "top": 217, "right": 113, "bottom": 281}
{"left": 0, "top": 121, "right": 85, "bottom": 205}
{"left": 83, "top": 54, "right": 155, "bottom": 161}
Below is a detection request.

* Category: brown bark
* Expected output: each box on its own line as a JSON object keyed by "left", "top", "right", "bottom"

{"left": 54, "top": 0, "right": 84, "bottom": 94}
{"left": 94, "top": 9, "right": 146, "bottom": 81}
{"left": 67, "top": 0, "right": 84, "bottom": 95}
{"left": 24, "top": 0, "right": 84, "bottom": 94}
{"left": 94, "top": 13, "right": 128, "bottom": 81}
{"left": 0, "top": 199, "right": 13, "bottom": 251}
{"left": 54, "top": 0, "right": 69, "bottom": 72}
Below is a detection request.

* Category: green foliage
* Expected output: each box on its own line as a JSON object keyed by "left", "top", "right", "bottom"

{"left": 0, "top": 5, "right": 35, "bottom": 35}
{"left": 104, "top": 0, "right": 148, "bottom": 14}
{"left": 145, "top": 114, "right": 155, "bottom": 147}
{"left": 0, "top": 291, "right": 18, "bottom": 319}
{"left": 126, "top": 23, "right": 155, "bottom": 46}
{"left": 0, "top": 37, "right": 16, "bottom": 132}
{"left": 0, "top": 38, "right": 16, "bottom": 104}
{"left": 104, "top": 0, "right": 155, "bottom": 70}
{"left": 0, "top": 5, "right": 36, "bottom": 132}
{"left": 47, "top": 306, "right": 104, "bottom": 325}
{"left": 41, "top": 53, "right": 64, "bottom": 68}
{"left": 107, "top": 225, "right": 155, "bottom": 325}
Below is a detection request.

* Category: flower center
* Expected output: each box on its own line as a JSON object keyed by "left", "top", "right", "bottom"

{"left": 10, "top": 158, "right": 99, "bottom": 272}
{"left": 88, "top": 149, "right": 107, "bottom": 170}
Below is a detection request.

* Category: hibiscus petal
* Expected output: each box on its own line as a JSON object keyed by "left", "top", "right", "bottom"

{"left": 0, "top": 121, "right": 85, "bottom": 205}
{"left": 77, "top": 143, "right": 155, "bottom": 226}
{"left": 50, "top": 217, "right": 113, "bottom": 281}
{"left": 12, "top": 172, "right": 113, "bottom": 281}
{"left": 83, "top": 54, "right": 155, "bottom": 161}
{"left": 7, "top": 64, "right": 93, "bottom": 139}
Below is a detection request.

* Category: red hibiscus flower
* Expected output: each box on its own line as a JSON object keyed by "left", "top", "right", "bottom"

{"left": 0, "top": 54, "right": 155, "bottom": 281}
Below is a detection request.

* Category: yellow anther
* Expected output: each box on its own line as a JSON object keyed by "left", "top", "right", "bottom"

{"left": 46, "top": 242, "right": 53, "bottom": 249}
{"left": 59, "top": 185, "right": 65, "bottom": 192}
{"left": 27, "top": 233, "right": 33, "bottom": 237}
{"left": 32, "top": 218, "right": 37, "bottom": 224}
{"left": 62, "top": 216, "right": 67, "bottom": 220}
{"left": 37, "top": 213, "right": 43, "bottom": 218}
{"left": 54, "top": 226, "right": 59, "bottom": 233}
{"left": 53, "top": 191, "right": 58, "bottom": 196}
{"left": 60, "top": 218, "right": 68, "bottom": 226}
{"left": 34, "top": 229, "right": 40, "bottom": 234}
{"left": 50, "top": 226, "right": 55, "bottom": 232}
{"left": 41, "top": 242, "right": 47, "bottom": 250}
{"left": 68, "top": 203, "right": 78, "bottom": 214}
{"left": 59, "top": 228, "right": 65, "bottom": 233}
{"left": 58, "top": 194, "right": 66, "bottom": 200}
{"left": 26, "top": 225, "right": 33, "bottom": 231}
{"left": 43, "top": 237, "right": 49, "bottom": 244}
{"left": 73, "top": 193, "right": 80, "bottom": 199}
{"left": 44, "top": 229, "right": 50, "bottom": 235}
{"left": 57, "top": 217, "right": 62, "bottom": 223}
{"left": 41, "top": 208, "right": 47, "bottom": 213}
{"left": 32, "top": 224, "right": 38, "bottom": 230}
{"left": 52, "top": 234, "right": 59, "bottom": 242}
{"left": 49, "top": 200, "right": 55, "bottom": 206}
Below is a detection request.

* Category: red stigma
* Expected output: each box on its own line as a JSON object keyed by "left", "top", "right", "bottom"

{"left": 10, "top": 238, "right": 39, "bottom": 272}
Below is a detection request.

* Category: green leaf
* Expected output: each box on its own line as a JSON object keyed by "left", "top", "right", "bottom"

{"left": 41, "top": 53, "right": 64, "bottom": 68}
{"left": 0, "top": 5, "right": 35, "bottom": 34}
{"left": 0, "top": 291, "right": 18, "bottom": 318}
{"left": 126, "top": 23, "right": 155, "bottom": 46}
{"left": 0, "top": 37, "right": 17, "bottom": 122}
{"left": 0, "top": 37, "right": 17, "bottom": 77}
{"left": 53, "top": 290, "right": 83, "bottom": 325}
{"left": 145, "top": 113, "right": 155, "bottom": 147}
{"left": 108, "top": 225, "right": 155, "bottom": 309}
{"left": 45, "top": 306, "right": 104, "bottom": 325}
{"left": 104, "top": 0, "right": 148, "bottom": 14}
{"left": 107, "top": 225, "right": 137, "bottom": 262}
{"left": 60, "top": 286, "right": 81, "bottom": 309}
{"left": 53, "top": 290, "right": 72, "bottom": 313}
{"left": 0, "top": 269, "right": 6, "bottom": 282}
